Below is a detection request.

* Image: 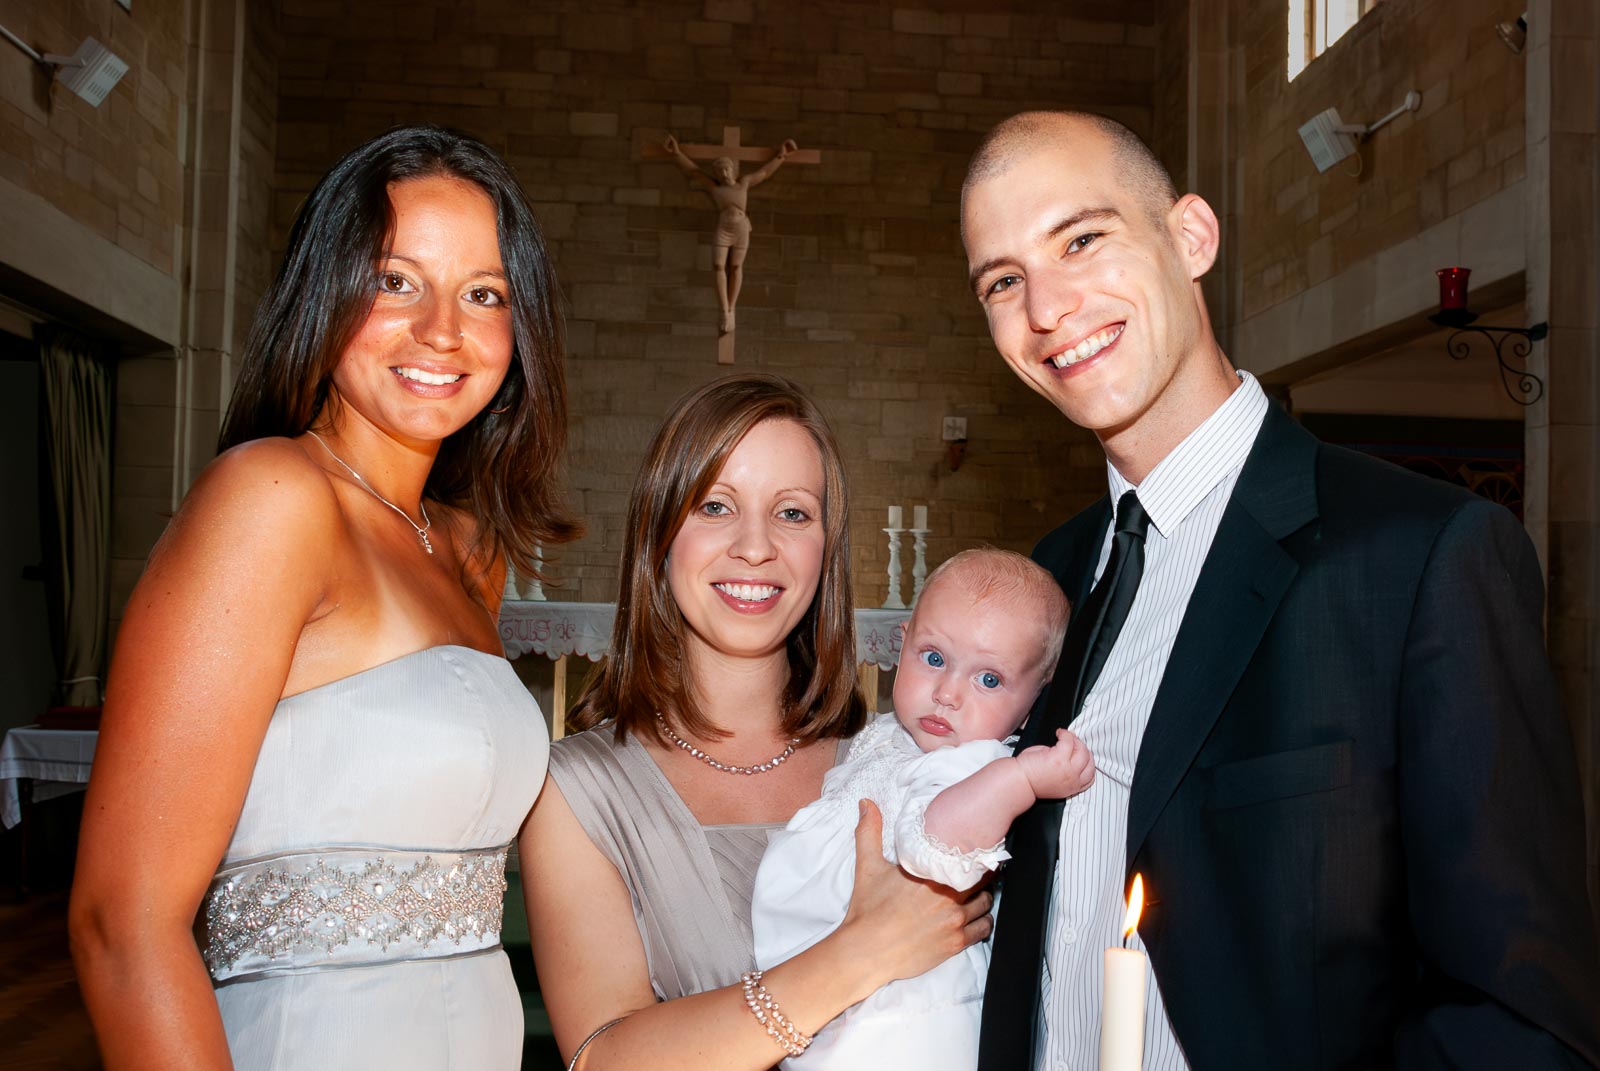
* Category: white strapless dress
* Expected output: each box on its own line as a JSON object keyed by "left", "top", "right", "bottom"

{"left": 203, "top": 645, "right": 546, "bottom": 1070}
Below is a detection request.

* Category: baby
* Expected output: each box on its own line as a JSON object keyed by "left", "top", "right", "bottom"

{"left": 751, "top": 547, "right": 1094, "bottom": 1069}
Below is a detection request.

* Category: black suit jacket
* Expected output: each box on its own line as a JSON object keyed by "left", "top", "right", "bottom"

{"left": 1025, "top": 404, "right": 1600, "bottom": 1068}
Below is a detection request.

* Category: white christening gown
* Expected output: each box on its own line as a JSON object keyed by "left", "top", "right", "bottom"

{"left": 751, "top": 712, "right": 1011, "bottom": 1070}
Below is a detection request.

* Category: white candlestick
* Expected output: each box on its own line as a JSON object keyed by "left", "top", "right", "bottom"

{"left": 882, "top": 527, "right": 906, "bottom": 609}
{"left": 521, "top": 542, "right": 546, "bottom": 602}
{"left": 910, "top": 527, "right": 929, "bottom": 604}
{"left": 913, "top": 504, "right": 928, "bottom": 530}
{"left": 1099, "top": 947, "right": 1147, "bottom": 1071}
{"left": 887, "top": 504, "right": 903, "bottom": 529}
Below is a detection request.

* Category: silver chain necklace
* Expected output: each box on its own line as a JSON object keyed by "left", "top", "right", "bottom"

{"left": 306, "top": 430, "right": 434, "bottom": 555}
{"left": 656, "top": 714, "right": 799, "bottom": 775}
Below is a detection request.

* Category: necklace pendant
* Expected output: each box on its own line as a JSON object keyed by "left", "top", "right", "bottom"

{"left": 420, "top": 532, "right": 434, "bottom": 555}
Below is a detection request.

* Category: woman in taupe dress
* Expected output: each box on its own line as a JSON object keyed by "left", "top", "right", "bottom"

{"left": 520, "top": 375, "right": 993, "bottom": 1069}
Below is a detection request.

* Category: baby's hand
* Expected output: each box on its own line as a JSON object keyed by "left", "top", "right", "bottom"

{"left": 1016, "top": 729, "right": 1094, "bottom": 800}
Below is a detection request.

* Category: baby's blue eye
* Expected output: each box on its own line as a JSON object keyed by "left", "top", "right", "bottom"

{"left": 920, "top": 650, "right": 945, "bottom": 669}
{"left": 978, "top": 672, "right": 1001, "bottom": 690}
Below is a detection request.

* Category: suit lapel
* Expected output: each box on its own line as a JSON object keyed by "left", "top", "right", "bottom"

{"left": 1125, "top": 405, "right": 1320, "bottom": 863}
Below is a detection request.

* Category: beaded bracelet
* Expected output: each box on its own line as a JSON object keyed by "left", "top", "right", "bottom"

{"left": 740, "top": 969, "right": 814, "bottom": 1057}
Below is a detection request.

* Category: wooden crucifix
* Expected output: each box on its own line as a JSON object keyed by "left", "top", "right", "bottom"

{"left": 646, "top": 127, "right": 821, "bottom": 363}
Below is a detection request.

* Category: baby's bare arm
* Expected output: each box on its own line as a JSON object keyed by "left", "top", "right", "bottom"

{"left": 922, "top": 730, "right": 1095, "bottom": 852}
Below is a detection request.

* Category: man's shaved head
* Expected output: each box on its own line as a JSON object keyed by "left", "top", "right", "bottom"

{"left": 962, "top": 111, "right": 1178, "bottom": 229}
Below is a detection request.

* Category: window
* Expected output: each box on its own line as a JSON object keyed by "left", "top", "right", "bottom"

{"left": 1288, "top": 0, "right": 1382, "bottom": 79}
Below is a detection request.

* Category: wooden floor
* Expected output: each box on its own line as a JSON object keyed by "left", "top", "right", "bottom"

{"left": 0, "top": 891, "right": 101, "bottom": 1070}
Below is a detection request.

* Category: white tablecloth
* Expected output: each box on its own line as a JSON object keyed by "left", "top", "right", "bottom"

{"left": 1, "top": 726, "right": 97, "bottom": 829}
{"left": 854, "top": 608, "right": 912, "bottom": 671}
{"left": 499, "top": 601, "right": 911, "bottom": 670}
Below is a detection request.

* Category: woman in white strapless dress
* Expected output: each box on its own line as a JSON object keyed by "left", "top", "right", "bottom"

{"left": 70, "top": 125, "right": 579, "bottom": 1069}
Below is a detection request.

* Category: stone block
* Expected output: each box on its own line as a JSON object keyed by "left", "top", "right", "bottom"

{"left": 1443, "top": 165, "right": 1503, "bottom": 218}
{"left": 704, "top": 0, "right": 755, "bottom": 24}
{"left": 535, "top": 49, "right": 572, "bottom": 74}
{"left": 962, "top": 13, "right": 1011, "bottom": 39}
{"left": 1444, "top": 144, "right": 1485, "bottom": 188}
{"left": 570, "top": 111, "right": 619, "bottom": 137}
{"left": 1548, "top": 424, "right": 1598, "bottom": 524}
{"left": 867, "top": 436, "right": 914, "bottom": 462}
{"left": 571, "top": 283, "right": 648, "bottom": 321}
{"left": 1058, "top": 18, "right": 1125, "bottom": 44}
{"left": 1545, "top": 328, "right": 1598, "bottom": 428}
{"left": 892, "top": 9, "right": 963, "bottom": 36}
{"left": 610, "top": 186, "right": 659, "bottom": 207}
{"left": 685, "top": 21, "right": 733, "bottom": 46}
{"left": 668, "top": 103, "right": 706, "bottom": 130}
{"left": 562, "top": 12, "right": 634, "bottom": 52}
{"left": 936, "top": 71, "right": 982, "bottom": 96}
{"left": 849, "top": 380, "right": 920, "bottom": 401}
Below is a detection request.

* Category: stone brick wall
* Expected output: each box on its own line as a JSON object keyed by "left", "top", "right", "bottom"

{"left": 272, "top": 0, "right": 1158, "bottom": 604}
{"left": 0, "top": 0, "right": 284, "bottom": 640}
{"left": 106, "top": 1, "right": 283, "bottom": 638}
{"left": 0, "top": 0, "right": 187, "bottom": 277}
{"left": 235, "top": 1, "right": 284, "bottom": 359}
{"left": 1237, "top": 0, "right": 1523, "bottom": 320}
{"left": 1151, "top": 0, "right": 1189, "bottom": 193}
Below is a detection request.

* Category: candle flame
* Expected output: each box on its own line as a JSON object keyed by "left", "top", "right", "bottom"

{"left": 1122, "top": 873, "right": 1144, "bottom": 939}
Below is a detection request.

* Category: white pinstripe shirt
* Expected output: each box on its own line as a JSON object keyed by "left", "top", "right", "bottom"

{"left": 1035, "top": 371, "right": 1270, "bottom": 1071}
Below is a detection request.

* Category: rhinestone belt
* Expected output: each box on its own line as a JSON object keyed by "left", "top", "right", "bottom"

{"left": 203, "top": 844, "right": 509, "bottom": 983}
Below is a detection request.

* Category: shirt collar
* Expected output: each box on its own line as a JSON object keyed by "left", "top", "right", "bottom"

{"left": 1106, "top": 371, "right": 1270, "bottom": 538}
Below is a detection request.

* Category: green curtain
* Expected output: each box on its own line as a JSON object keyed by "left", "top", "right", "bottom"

{"left": 36, "top": 327, "right": 113, "bottom": 708}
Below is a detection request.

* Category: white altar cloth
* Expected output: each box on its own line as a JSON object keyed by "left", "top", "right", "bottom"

{"left": 1, "top": 726, "right": 97, "bottom": 829}
{"left": 499, "top": 601, "right": 911, "bottom": 669}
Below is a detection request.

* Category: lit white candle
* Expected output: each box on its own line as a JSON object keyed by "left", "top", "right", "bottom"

{"left": 913, "top": 504, "right": 928, "bottom": 530}
{"left": 887, "top": 505, "right": 903, "bottom": 529}
{"left": 1099, "top": 874, "right": 1147, "bottom": 1071}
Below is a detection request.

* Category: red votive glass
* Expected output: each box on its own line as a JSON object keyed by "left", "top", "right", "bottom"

{"left": 1437, "top": 267, "right": 1470, "bottom": 310}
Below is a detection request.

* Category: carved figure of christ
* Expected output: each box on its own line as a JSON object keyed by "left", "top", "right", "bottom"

{"left": 653, "top": 127, "right": 820, "bottom": 338}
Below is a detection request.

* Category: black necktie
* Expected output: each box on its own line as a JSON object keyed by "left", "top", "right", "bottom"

{"left": 978, "top": 491, "right": 1151, "bottom": 1069}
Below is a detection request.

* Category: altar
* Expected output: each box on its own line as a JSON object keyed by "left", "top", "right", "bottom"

{"left": 499, "top": 600, "right": 911, "bottom": 736}
{"left": 1, "top": 726, "right": 97, "bottom": 830}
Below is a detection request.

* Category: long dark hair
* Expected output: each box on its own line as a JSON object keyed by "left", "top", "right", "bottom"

{"left": 218, "top": 124, "right": 580, "bottom": 575}
{"left": 569, "top": 374, "right": 868, "bottom": 746}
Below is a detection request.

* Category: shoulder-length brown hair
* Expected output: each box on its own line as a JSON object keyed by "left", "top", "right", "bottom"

{"left": 569, "top": 374, "right": 867, "bottom": 745}
{"left": 217, "top": 124, "right": 580, "bottom": 576}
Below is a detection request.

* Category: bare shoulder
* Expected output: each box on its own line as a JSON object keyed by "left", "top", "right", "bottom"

{"left": 145, "top": 436, "right": 341, "bottom": 590}
{"left": 177, "top": 438, "right": 338, "bottom": 533}
{"left": 191, "top": 436, "right": 336, "bottom": 509}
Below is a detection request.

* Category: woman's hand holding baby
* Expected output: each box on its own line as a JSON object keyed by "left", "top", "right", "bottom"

{"left": 831, "top": 800, "right": 994, "bottom": 994}
{"left": 1017, "top": 728, "right": 1095, "bottom": 800}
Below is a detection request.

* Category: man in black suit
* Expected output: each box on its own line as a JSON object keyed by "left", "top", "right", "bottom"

{"left": 963, "top": 111, "right": 1600, "bottom": 1069}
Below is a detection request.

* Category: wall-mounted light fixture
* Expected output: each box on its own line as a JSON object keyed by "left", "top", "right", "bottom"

{"left": 0, "top": 27, "right": 128, "bottom": 107}
{"left": 1496, "top": 11, "right": 1528, "bottom": 54}
{"left": 1428, "top": 267, "right": 1547, "bottom": 406}
{"left": 1298, "top": 90, "right": 1422, "bottom": 173}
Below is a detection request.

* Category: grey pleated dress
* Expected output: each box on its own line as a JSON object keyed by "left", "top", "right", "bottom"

{"left": 548, "top": 726, "right": 848, "bottom": 1000}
